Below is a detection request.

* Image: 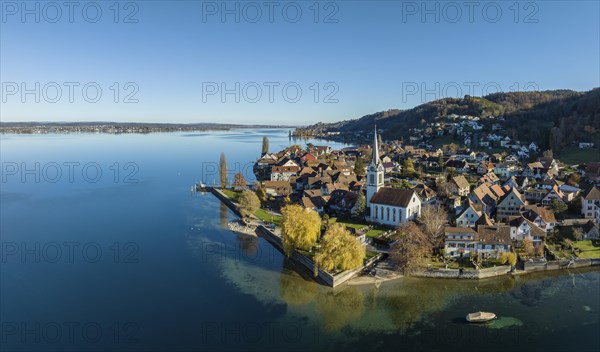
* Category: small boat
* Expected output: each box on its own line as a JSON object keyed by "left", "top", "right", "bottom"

{"left": 466, "top": 311, "right": 496, "bottom": 323}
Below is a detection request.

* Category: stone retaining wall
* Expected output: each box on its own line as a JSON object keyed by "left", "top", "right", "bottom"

{"left": 414, "top": 265, "right": 512, "bottom": 279}
{"left": 255, "top": 225, "right": 378, "bottom": 287}
{"left": 523, "top": 258, "right": 600, "bottom": 272}
{"left": 208, "top": 187, "right": 243, "bottom": 217}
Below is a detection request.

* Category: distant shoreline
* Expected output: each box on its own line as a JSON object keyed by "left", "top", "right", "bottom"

{"left": 0, "top": 122, "right": 297, "bottom": 135}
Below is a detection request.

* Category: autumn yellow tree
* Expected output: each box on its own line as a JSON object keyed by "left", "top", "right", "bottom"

{"left": 238, "top": 189, "right": 260, "bottom": 218}
{"left": 500, "top": 252, "right": 517, "bottom": 267}
{"left": 253, "top": 182, "right": 267, "bottom": 204}
{"left": 523, "top": 238, "right": 535, "bottom": 257}
{"left": 232, "top": 171, "right": 247, "bottom": 190}
{"left": 281, "top": 204, "right": 321, "bottom": 257}
{"left": 314, "top": 224, "right": 365, "bottom": 274}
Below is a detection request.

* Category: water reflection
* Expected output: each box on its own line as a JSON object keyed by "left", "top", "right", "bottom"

{"left": 280, "top": 267, "right": 319, "bottom": 306}
{"left": 220, "top": 203, "right": 228, "bottom": 230}
{"left": 237, "top": 234, "right": 259, "bottom": 257}
{"left": 316, "top": 287, "right": 365, "bottom": 332}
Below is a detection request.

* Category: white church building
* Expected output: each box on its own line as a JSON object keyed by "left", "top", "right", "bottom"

{"left": 365, "top": 126, "right": 421, "bottom": 226}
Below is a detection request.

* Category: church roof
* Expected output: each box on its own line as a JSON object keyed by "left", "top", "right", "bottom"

{"left": 370, "top": 187, "right": 417, "bottom": 208}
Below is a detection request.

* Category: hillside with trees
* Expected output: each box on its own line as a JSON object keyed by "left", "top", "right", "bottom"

{"left": 297, "top": 89, "right": 600, "bottom": 152}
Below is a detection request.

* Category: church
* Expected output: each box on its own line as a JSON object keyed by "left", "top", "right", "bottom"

{"left": 365, "top": 126, "right": 421, "bottom": 226}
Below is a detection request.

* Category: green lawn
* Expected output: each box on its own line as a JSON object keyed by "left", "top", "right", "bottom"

{"left": 329, "top": 217, "right": 368, "bottom": 230}
{"left": 365, "top": 228, "right": 386, "bottom": 238}
{"left": 557, "top": 147, "right": 600, "bottom": 165}
{"left": 221, "top": 189, "right": 240, "bottom": 202}
{"left": 254, "top": 208, "right": 283, "bottom": 227}
{"left": 337, "top": 221, "right": 368, "bottom": 230}
{"left": 573, "top": 240, "right": 600, "bottom": 259}
{"left": 365, "top": 250, "right": 378, "bottom": 260}
{"left": 427, "top": 258, "right": 474, "bottom": 270}
{"left": 545, "top": 242, "right": 573, "bottom": 259}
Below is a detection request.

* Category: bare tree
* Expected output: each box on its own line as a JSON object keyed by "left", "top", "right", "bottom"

{"left": 436, "top": 179, "right": 453, "bottom": 198}
{"left": 390, "top": 222, "right": 432, "bottom": 274}
{"left": 419, "top": 204, "right": 448, "bottom": 249}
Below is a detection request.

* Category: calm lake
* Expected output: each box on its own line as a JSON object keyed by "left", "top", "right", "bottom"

{"left": 1, "top": 129, "right": 599, "bottom": 351}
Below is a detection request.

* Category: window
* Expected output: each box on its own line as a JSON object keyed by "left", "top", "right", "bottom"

{"left": 374, "top": 206, "right": 378, "bottom": 218}
{"left": 378, "top": 174, "right": 383, "bottom": 184}
{"left": 393, "top": 208, "right": 396, "bottom": 222}
{"left": 369, "top": 175, "right": 374, "bottom": 184}
{"left": 387, "top": 207, "right": 390, "bottom": 221}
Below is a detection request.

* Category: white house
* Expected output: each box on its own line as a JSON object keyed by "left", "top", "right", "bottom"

{"left": 529, "top": 142, "right": 539, "bottom": 152}
{"left": 456, "top": 204, "right": 482, "bottom": 228}
{"left": 270, "top": 165, "right": 300, "bottom": 181}
{"left": 579, "top": 142, "right": 595, "bottom": 149}
{"left": 582, "top": 186, "right": 600, "bottom": 219}
{"left": 509, "top": 216, "right": 546, "bottom": 243}
{"left": 444, "top": 227, "right": 477, "bottom": 257}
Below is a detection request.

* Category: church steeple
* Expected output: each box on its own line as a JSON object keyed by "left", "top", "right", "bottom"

{"left": 372, "top": 125, "right": 379, "bottom": 165}
{"left": 366, "top": 125, "right": 385, "bottom": 211}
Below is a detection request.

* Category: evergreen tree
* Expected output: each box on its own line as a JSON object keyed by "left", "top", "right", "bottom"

{"left": 219, "top": 153, "right": 227, "bottom": 188}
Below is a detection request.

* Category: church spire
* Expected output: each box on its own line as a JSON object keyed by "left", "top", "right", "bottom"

{"left": 372, "top": 125, "right": 379, "bottom": 165}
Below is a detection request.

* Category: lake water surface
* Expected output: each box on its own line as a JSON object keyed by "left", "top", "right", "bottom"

{"left": 1, "top": 130, "right": 599, "bottom": 351}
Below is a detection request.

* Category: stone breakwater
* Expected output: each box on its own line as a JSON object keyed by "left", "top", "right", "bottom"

{"left": 227, "top": 221, "right": 257, "bottom": 236}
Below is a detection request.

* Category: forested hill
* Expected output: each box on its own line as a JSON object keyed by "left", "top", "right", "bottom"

{"left": 298, "top": 89, "right": 600, "bottom": 152}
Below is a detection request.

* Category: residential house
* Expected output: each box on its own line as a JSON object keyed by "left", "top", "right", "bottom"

{"left": 523, "top": 162, "right": 550, "bottom": 180}
{"left": 445, "top": 159, "right": 468, "bottom": 173}
{"left": 327, "top": 190, "right": 358, "bottom": 216}
{"left": 382, "top": 162, "right": 399, "bottom": 173}
{"left": 508, "top": 216, "right": 546, "bottom": 243}
{"left": 496, "top": 187, "right": 526, "bottom": 222}
{"left": 270, "top": 165, "right": 300, "bottom": 181}
{"left": 455, "top": 203, "right": 482, "bottom": 228}
{"left": 578, "top": 142, "right": 595, "bottom": 149}
{"left": 450, "top": 175, "right": 470, "bottom": 197}
{"left": 559, "top": 184, "right": 581, "bottom": 202}
{"left": 469, "top": 184, "right": 498, "bottom": 217}
{"left": 581, "top": 221, "right": 599, "bottom": 240}
{"left": 503, "top": 176, "right": 528, "bottom": 191}
{"left": 529, "top": 142, "right": 539, "bottom": 152}
{"left": 301, "top": 196, "right": 328, "bottom": 214}
{"left": 477, "top": 161, "right": 495, "bottom": 175}
{"left": 475, "top": 225, "right": 513, "bottom": 259}
{"left": 521, "top": 205, "right": 558, "bottom": 233}
{"left": 494, "top": 163, "right": 517, "bottom": 179}
{"left": 582, "top": 186, "right": 600, "bottom": 219}
{"left": 444, "top": 227, "right": 477, "bottom": 257}
{"left": 413, "top": 184, "right": 437, "bottom": 205}
{"left": 263, "top": 181, "right": 292, "bottom": 197}
{"left": 538, "top": 157, "right": 559, "bottom": 178}
{"left": 478, "top": 172, "right": 500, "bottom": 187}
{"left": 541, "top": 185, "right": 566, "bottom": 206}
{"left": 489, "top": 184, "right": 506, "bottom": 199}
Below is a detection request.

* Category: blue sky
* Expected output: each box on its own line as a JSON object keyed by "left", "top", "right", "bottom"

{"left": 1, "top": 0, "right": 599, "bottom": 125}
